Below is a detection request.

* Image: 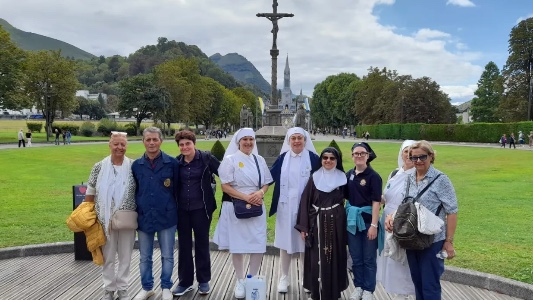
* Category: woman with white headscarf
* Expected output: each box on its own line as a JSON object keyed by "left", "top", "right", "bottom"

{"left": 83, "top": 131, "right": 137, "bottom": 300}
{"left": 376, "top": 140, "right": 416, "bottom": 300}
{"left": 213, "top": 128, "right": 273, "bottom": 299}
{"left": 295, "top": 147, "right": 349, "bottom": 300}
{"left": 269, "top": 127, "right": 320, "bottom": 293}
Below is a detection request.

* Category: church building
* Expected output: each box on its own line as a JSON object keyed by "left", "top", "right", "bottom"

{"left": 279, "top": 55, "right": 296, "bottom": 112}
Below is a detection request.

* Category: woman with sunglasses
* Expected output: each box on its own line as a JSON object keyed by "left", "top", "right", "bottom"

{"left": 346, "top": 142, "right": 382, "bottom": 300}
{"left": 386, "top": 140, "right": 458, "bottom": 300}
{"left": 83, "top": 131, "right": 137, "bottom": 300}
{"left": 376, "top": 140, "right": 416, "bottom": 299}
{"left": 295, "top": 147, "right": 349, "bottom": 300}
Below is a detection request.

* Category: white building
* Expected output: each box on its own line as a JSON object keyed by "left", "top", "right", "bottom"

{"left": 76, "top": 90, "right": 108, "bottom": 103}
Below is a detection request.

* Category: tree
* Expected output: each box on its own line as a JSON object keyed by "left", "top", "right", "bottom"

{"left": 470, "top": 62, "right": 503, "bottom": 122}
{"left": 118, "top": 73, "right": 164, "bottom": 135}
{"left": 0, "top": 26, "right": 28, "bottom": 110}
{"left": 24, "top": 50, "right": 79, "bottom": 140}
{"left": 502, "top": 17, "right": 533, "bottom": 121}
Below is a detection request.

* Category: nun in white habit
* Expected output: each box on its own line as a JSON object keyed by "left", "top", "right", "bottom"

{"left": 268, "top": 127, "right": 320, "bottom": 293}
{"left": 377, "top": 140, "right": 416, "bottom": 298}
{"left": 213, "top": 128, "right": 273, "bottom": 299}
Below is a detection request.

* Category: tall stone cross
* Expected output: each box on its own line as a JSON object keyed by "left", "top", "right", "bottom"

{"left": 257, "top": 0, "right": 294, "bottom": 107}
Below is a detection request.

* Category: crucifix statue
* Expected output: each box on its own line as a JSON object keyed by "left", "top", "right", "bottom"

{"left": 257, "top": 0, "right": 294, "bottom": 107}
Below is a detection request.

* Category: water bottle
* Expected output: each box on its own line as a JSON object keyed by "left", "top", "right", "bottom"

{"left": 436, "top": 250, "right": 448, "bottom": 259}
{"left": 245, "top": 274, "right": 266, "bottom": 300}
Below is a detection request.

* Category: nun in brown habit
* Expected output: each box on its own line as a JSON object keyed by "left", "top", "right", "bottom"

{"left": 295, "top": 147, "right": 349, "bottom": 300}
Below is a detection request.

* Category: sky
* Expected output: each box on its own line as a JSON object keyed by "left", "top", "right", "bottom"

{"left": 1, "top": 0, "right": 532, "bottom": 105}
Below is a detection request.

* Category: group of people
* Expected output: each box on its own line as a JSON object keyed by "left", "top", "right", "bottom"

{"left": 500, "top": 131, "right": 533, "bottom": 148}
{"left": 82, "top": 125, "right": 458, "bottom": 300}
{"left": 17, "top": 129, "right": 32, "bottom": 147}
{"left": 54, "top": 128, "right": 72, "bottom": 145}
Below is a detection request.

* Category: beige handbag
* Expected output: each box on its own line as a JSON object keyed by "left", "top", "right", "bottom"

{"left": 111, "top": 210, "right": 138, "bottom": 230}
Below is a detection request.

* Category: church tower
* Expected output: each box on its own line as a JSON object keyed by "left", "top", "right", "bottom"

{"left": 279, "top": 55, "right": 294, "bottom": 111}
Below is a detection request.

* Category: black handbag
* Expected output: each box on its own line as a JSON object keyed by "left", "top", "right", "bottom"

{"left": 232, "top": 154, "right": 263, "bottom": 219}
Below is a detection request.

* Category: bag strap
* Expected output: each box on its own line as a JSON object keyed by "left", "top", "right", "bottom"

{"left": 407, "top": 173, "right": 443, "bottom": 215}
{"left": 252, "top": 154, "right": 261, "bottom": 190}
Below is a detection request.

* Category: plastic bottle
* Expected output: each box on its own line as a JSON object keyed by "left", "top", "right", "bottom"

{"left": 436, "top": 250, "right": 448, "bottom": 259}
{"left": 245, "top": 274, "right": 266, "bottom": 300}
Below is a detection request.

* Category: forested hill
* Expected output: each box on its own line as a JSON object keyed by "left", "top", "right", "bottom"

{"left": 210, "top": 53, "right": 271, "bottom": 95}
{"left": 0, "top": 18, "right": 95, "bottom": 60}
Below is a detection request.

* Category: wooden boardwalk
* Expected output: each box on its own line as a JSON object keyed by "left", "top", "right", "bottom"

{"left": 0, "top": 249, "right": 521, "bottom": 300}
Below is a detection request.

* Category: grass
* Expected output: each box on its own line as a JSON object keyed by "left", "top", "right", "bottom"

{"left": 0, "top": 140, "right": 532, "bottom": 284}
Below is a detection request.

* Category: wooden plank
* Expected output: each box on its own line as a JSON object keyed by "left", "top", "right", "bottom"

{"left": 0, "top": 250, "right": 526, "bottom": 300}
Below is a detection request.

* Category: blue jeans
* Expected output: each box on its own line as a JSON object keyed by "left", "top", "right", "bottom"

{"left": 347, "top": 223, "right": 378, "bottom": 292}
{"left": 406, "top": 240, "right": 445, "bottom": 300}
{"left": 138, "top": 225, "right": 176, "bottom": 290}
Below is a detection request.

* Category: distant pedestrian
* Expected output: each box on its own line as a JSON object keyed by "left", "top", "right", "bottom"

{"left": 500, "top": 134, "right": 506, "bottom": 148}
{"left": 66, "top": 130, "right": 72, "bottom": 144}
{"left": 62, "top": 130, "right": 67, "bottom": 145}
{"left": 54, "top": 129, "right": 60, "bottom": 145}
{"left": 26, "top": 129, "right": 32, "bottom": 147}
{"left": 518, "top": 131, "right": 525, "bottom": 147}
{"left": 529, "top": 131, "right": 533, "bottom": 148}
{"left": 509, "top": 133, "right": 516, "bottom": 149}
{"left": 364, "top": 131, "right": 370, "bottom": 140}
{"left": 18, "top": 129, "right": 26, "bottom": 148}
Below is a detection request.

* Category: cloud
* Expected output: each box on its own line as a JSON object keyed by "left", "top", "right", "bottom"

{"left": 441, "top": 84, "right": 477, "bottom": 103}
{"left": 446, "top": 0, "right": 475, "bottom": 7}
{"left": 0, "top": 0, "right": 484, "bottom": 102}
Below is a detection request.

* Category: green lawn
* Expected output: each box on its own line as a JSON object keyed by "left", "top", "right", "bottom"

{"left": 0, "top": 140, "right": 532, "bottom": 284}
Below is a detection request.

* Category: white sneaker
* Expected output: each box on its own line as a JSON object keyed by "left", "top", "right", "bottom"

{"left": 133, "top": 289, "right": 155, "bottom": 300}
{"left": 117, "top": 290, "right": 129, "bottom": 300}
{"left": 162, "top": 289, "right": 172, "bottom": 300}
{"left": 234, "top": 279, "right": 245, "bottom": 299}
{"left": 362, "top": 290, "right": 374, "bottom": 300}
{"left": 350, "top": 287, "right": 363, "bottom": 300}
{"left": 277, "top": 275, "right": 289, "bottom": 293}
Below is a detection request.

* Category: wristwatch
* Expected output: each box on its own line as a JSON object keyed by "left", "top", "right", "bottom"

{"left": 370, "top": 223, "right": 378, "bottom": 228}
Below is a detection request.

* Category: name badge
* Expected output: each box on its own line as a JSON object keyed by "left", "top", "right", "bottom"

{"left": 350, "top": 174, "right": 354, "bottom": 181}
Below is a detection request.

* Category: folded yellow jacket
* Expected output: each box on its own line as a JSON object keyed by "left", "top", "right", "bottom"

{"left": 66, "top": 201, "right": 105, "bottom": 266}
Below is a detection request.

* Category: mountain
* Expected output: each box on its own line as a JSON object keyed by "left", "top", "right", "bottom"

{"left": 0, "top": 18, "right": 95, "bottom": 60}
{"left": 210, "top": 53, "right": 271, "bottom": 95}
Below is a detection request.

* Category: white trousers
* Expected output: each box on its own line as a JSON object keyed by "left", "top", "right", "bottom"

{"left": 102, "top": 228, "right": 136, "bottom": 291}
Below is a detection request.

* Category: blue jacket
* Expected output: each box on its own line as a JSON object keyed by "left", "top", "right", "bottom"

{"left": 132, "top": 151, "right": 179, "bottom": 233}
{"left": 268, "top": 151, "right": 320, "bottom": 216}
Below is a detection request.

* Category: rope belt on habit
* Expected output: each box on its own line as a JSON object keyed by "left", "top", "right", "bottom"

{"left": 312, "top": 203, "right": 340, "bottom": 211}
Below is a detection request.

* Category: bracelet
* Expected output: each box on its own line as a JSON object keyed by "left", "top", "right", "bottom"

{"left": 370, "top": 223, "right": 378, "bottom": 228}
{"left": 445, "top": 238, "right": 454, "bottom": 244}
{"left": 259, "top": 189, "right": 265, "bottom": 195}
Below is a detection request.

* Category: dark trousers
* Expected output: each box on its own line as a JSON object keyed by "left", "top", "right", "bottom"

{"left": 18, "top": 139, "right": 25, "bottom": 147}
{"left": 177, "top": 208, "right": 212, "bottom": 286}
{"left": 406, "top": 240, "right": 445, "bottom": 300}
{"left": 347, "top": 224, "right": 378, "bottom": 292}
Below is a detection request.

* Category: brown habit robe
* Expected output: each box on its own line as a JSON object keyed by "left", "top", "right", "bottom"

{"left": 295, "top": 176, "right": 349, "bottom": 300}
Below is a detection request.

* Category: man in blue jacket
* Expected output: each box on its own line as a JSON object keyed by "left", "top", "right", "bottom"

{"left": 132, "top": 127, "right": 179, "bottom": 300}
{"left": 172, "top": 130, "right": 220, "bottom": 296}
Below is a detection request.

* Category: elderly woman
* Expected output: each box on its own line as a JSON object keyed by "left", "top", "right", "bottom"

{"left": 213, "top": 128, "right": 273, "bottom": 299}
{"left": 386, "top": 140, "right": 458, "bottom": 300}
{"left": 84, "top": 131, "right": 137, "bottom": 300}
{"left": 346, "top": 142, "right": 382, "bottom": 300}
{"left": 295, "top": 147, "right": 348, "bottom": 300}
{"left": 376, "top": 140, "right": 416, "bottom": 299}
{"left": 269, "top": 127, "right": 319, "bottom": 293}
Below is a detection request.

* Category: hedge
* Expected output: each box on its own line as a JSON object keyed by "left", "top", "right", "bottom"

{"left": 355, "top": 122, "right": 533, "bottom": 143}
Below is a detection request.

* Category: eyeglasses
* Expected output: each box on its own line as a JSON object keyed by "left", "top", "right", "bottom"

{"left": 409, "top": 154, "right": 429, "bottom": 162}
{"left": 111, "top": 131, "right": 127, "bottom": 136}
{"left": 352, "top": 152, "right": 368, "bottom": 157}
{"left": 321, "top": 156, "right": 337, "bottom": 161}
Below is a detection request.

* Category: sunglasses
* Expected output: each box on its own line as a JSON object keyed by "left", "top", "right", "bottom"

{"left": 409, "top": 154, "right": 429, "bottom": 162}
{"left": 352, "top": 152, "right": 368, "bottom": 157}
{"left": 322, "top": 156, "right": 337, "bottom": 161}
{"left": 111, "top": 131, "right": 128, "bottom": 136}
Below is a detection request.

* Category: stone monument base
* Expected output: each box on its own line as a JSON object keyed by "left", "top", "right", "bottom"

{"left": 255, "top": 126, "right": 287, "bottom": 166}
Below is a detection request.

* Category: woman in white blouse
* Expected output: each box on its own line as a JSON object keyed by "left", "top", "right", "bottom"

{"left": 213, "top": 128, "right": 273, "bottom": 299}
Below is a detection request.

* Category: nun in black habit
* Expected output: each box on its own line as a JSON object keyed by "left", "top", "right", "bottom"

{"left": 295, "top": 147, "right": 349, "bottom": 300}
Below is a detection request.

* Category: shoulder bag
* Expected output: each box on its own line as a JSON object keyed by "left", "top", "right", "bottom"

{"left": 232, "top": 155, "right": 263, "bottom": 219}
